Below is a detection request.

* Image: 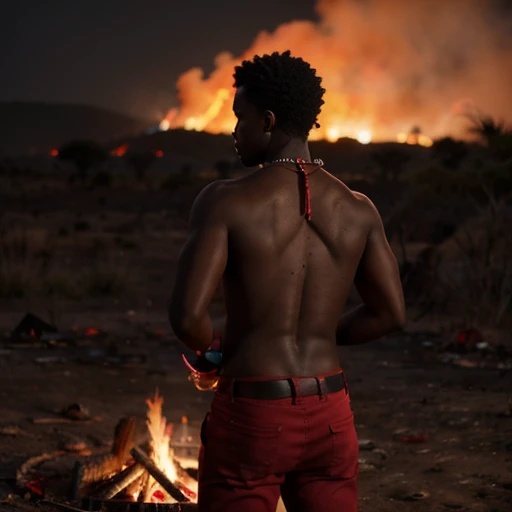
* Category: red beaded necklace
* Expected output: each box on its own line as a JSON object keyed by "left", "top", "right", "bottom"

{"left": 267, "top": 157, "right": 324, "bottom": 221}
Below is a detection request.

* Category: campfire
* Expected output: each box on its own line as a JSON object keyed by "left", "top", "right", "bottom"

{"left": 75, "top": 391, "right": 198, "bottom": 511}
{"left": 16, "top": 391, "right": 200, "bottom": 512}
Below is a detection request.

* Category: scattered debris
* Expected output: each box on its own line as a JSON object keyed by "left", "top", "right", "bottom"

{"left": 403, "top": 490, "right": 430, "bottom": 501}
{"left": 399, "top": 434, "right": 429, "bottom": 443}
{"left": 34, "top": 356, "right": 68, "bottom": 365}
{"left": 16, "top": 451, "right": 67, "bottom": 489}
{"left": 454, "top": 328, "right": 484, "bottom": 351}
{"left": 32, "top": 403, "right": 101, "bottom": 425}
{"left": 61, "top": 403, "right": 91, "bottom": 421}
{"left": 358, "top": 461, "right": 379, "bottom": 472}
{"left": 0, "top": 423, "right": 33, "bottom": 437}
{"left": 393, "top": 429, "right": 429, "bottom": 443}
{"left": 453, "top": 359, "right": 479, "bottom": 368}
{"left": 11, "top": 314, "right": 57, "bottom": 342}
{"left": 358, "top": 439, "right": 376, "bottom": 451}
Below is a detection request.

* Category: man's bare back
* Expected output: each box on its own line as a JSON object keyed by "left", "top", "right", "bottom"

{"left": 220, "top": 164, "right": 373, "bottom": 377}
{"left": 171, "top": 161, "right": 404, "bottom": 378}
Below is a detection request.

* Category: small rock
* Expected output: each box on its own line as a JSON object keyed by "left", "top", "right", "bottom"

{"left": 61, "top": 403, "right": 91, "bottom": 421}
{"left": 403, "top": 491, "right": 430, "bottom": 501}
{"left": 358, "top": 439, "right": 375, "bottom": 451}
{"left": 358, "top": 462, "right": 378, "bottom": 472}
{"left": 373, "top": 448, "right": 388, "bottom": 460}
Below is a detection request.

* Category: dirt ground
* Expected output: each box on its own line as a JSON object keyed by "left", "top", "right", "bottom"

{"left": 0, "top": 175, "right": 511, "bottom": 511}
{"left": 0, "top": 304, "right": 510, "bottom": 512}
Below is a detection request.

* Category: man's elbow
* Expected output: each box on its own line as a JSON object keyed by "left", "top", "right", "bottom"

{"left": 388, "top": 307, "right": 406, "bottom": 332}
{"left": 168, "top": 307, "right": 199, "bottom": 340}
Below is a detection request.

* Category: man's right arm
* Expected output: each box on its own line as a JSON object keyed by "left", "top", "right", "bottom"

{"left": 336, "top": 197, "right": 405, "bottom": 345}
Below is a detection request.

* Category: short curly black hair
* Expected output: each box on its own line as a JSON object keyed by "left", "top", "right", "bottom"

{"left": 233, "top": 50, "right": 325, "bottom": 141}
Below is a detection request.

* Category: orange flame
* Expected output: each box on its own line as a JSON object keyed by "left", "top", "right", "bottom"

{"left": 145, "top": 391, "right": 198, "bottom": 503}
{"left": 160, "top": 0, "right": 512, "bottom": 143}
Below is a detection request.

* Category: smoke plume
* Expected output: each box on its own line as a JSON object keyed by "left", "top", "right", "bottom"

{"left": 163, "top": 0, "right": 512, "bottom": 142}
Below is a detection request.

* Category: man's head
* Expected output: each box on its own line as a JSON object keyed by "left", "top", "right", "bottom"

{"left": 232, "top": 51, "right": 325, "bottom": 167}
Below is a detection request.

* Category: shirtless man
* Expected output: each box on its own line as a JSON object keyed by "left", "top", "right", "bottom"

{"left": 169, "top": 51, "right": 405, "bottom": 512}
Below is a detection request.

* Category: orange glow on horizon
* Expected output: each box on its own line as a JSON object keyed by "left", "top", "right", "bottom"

{"left": 111, "top": 144, "right": 129, "bottom": 156}
{"left": 157, "top": 0, "right": 511, "bottom": 144}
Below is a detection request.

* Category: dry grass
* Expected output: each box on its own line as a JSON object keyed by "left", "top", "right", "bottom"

{"left": 0, "top": 224, "right": 47, "bottom": 298}
{"left": 435, "top": 209, "right": 512, "bottom": 328}
{"left": 0, "top": 220, "right": 133, "bottom": 299}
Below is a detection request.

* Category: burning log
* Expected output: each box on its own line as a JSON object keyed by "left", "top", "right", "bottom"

{"left": 69, "top": 462, "right": 84, "bottom": 500}
{"left": 94, "top": 463, "right": 145, "bottom": 500}
{"left": 112, "top": 417, "right": 135, "bottom": 461}
{"left": 174, "top": 459, "right": 198, "bottom": 484}
{"left": 130, "top": 448, "right": 189, "bottom": 503}
{"left": 81, "top": 416, "right": 145, "bottom": 485}
{"left": 80, "top": 454, "right": 121, "bottom": 484}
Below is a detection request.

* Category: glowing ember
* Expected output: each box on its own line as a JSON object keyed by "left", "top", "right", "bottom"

{"left": 111, "top": 144, "right": 129, "bottom": 157}
{"left": 49, "top": 148, "right": 59, "bottom": 157}
{"left": 154, "top": 149, "right": 164, "bottom": 157}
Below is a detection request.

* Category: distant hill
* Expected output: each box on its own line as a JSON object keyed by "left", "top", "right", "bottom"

{"left": 108, "top": 129, "right": 429, "bottom": 172}
{"left": 108, "top": 129, "right": 237, "bottom": 164}
{"left": 0, "top": 102, "right": 154, "bottom": 157}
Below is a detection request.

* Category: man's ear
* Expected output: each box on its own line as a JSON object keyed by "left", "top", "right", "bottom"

{"left": 263, "top": 110, "right": 276, "bottom": 133}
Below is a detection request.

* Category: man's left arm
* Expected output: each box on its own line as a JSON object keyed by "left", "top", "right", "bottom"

{"left": 168, "top": 182, "right": 228, "bottom": 353}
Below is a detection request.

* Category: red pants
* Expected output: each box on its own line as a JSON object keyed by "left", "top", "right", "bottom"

{"left": 198, "top": 370, "right": 359, "bottom": 511}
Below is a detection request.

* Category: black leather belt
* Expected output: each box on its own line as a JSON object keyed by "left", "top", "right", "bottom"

{"left": 231, "top": 372, "right": 346, "bottom": 400}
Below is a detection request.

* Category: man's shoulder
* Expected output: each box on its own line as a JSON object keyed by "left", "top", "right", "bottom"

{"left": 334, "top": 186, "right": 380, "bottom": 230}
{"left": 190, "top": 179, "right": 243, "bottom": 225}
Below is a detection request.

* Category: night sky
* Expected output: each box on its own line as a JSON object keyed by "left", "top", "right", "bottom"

{"left": 1, "top": 0, "right": 317, "bottom": 122}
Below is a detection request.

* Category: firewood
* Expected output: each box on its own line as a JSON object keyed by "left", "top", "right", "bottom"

{"left": 93, "top": 463, "right": 145, "bottom": 500}
{"left": 16, "top": 450, "right": 67, "bottom": 487}
{"left": 174, "top": 458, "right": 198, "bottom": 483}
{"left": 130, "top": 447, "right": 189, "bottom": 502}
{"left": 39, "top": 500, "right": 88, "bottom": 512}
{"left": 111, "top": 417, "right": 135, "bottom": 461}
{"left": 126, "top": 468, "right": 147, "bottom": 500}
{"left": 69, "top": 461, "right": 84, "bottom": 500}
{"left": 32, "top": 417, "right": 100, "bottom": 425}
{"left": 80, "top": 417, "right": 146, "bottom": 486}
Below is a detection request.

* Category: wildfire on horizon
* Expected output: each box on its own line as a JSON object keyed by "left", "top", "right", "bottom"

{"left": 158, "top": 0, "right": 512, "bottom": 147}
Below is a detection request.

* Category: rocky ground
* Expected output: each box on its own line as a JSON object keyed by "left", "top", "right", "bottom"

{"left": 0, "top": 308, "right": 510, "bottom": 512}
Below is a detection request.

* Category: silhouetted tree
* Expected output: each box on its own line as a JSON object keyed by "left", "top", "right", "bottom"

{"left": 371, "top": 147, "right": 410, "bottom": 181}
{"left": 214, "top": 160, "right": 232, "bottom": 180}
{"left": 58, "top": 140, "right": 108, "bottom": 184}
{"left": 127, "top": 151, "right": 156, "bottom": 183}
{"left": 431, "top": 137, "right": 469, "bottom": 169}
{"left": 467, "top": 113, "right": 507, "bottom": 144}
{"left": 466, "top": 113, "right": 512, "bottom": 162}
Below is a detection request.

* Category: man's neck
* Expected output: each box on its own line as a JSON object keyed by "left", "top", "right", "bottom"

{"left": 265, "top": 137, "right": 311, "bottom": 163}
